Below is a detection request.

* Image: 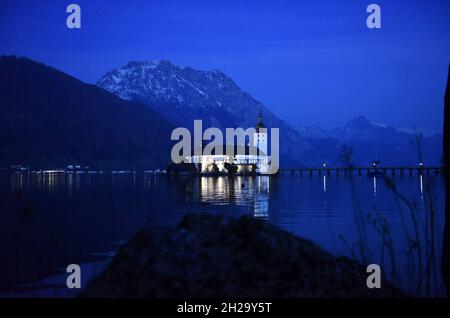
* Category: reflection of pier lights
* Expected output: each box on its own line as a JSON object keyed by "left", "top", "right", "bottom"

{"left": 373, "top": 177, "right": 377, "bottom": 196}
{"left": 323, "top": 175, "right": 327, "bottom": 192}
{"left": 418, "top": 162, "right": 424, "bottom": 197}
{"left": 420, "top": 174, "right": 424, "bottom": 194}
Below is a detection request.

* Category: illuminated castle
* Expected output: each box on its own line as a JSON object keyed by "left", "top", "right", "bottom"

{"left": 187, "top": 114, "right": 270, "bottom": 174}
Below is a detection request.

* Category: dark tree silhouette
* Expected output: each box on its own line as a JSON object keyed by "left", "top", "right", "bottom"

{"left": 442, "top": 65, "right": 450, "bottom": 296}
{"left": 224, "top": 162, "right": 238, "bottom": 175}
{"left": 209, "top": 163, "right": 219, "bottom": 174}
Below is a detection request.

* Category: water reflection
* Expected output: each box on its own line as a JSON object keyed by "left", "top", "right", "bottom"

{"left": 10, "top": 172, "right": 59, "bottom": 193}
{"left": 2, "top": 172, "right": 446, "bottom": 296}
{"left": 196, "top": 176, "right": 270, "bottom": 219}
{"left": 66, "top": 173, "right": 73, "bottom": 198}
{"left": 254, "top": 176, "right": 270, "bottom": 220}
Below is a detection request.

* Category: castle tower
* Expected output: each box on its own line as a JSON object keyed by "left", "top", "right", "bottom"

{"left": 254, "top": 113, "right": 267, "bottom": 156}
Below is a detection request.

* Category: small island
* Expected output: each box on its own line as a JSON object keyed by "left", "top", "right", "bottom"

{"left": 167, "top": 114, "right": 271, "bottom": 176}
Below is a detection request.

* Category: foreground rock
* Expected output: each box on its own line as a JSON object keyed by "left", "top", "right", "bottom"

{"left": 82, "top": 213, "right": 400, "bottom": 297}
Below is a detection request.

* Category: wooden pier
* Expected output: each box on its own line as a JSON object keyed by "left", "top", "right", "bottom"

{"left": 279, "top": 166, "right": 444, "bottom": 176}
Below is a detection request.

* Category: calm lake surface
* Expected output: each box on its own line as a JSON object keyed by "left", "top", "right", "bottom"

{"left": 0, "top": 172, "right": 446, "bottom": 297}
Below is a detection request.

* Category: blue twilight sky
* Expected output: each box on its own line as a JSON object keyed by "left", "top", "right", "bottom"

{"left": 0, "top": 0, "right": 449, "bottom": 129}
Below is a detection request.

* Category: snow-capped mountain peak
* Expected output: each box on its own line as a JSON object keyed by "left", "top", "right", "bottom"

{"left": 97, "top": 60, "right": 314, "bottom": 166}
{"left": 97, "top": 60, "right": 241, "bottom": 108}
{"left": 344, "top": 116, "right": 379, "bottom": 130}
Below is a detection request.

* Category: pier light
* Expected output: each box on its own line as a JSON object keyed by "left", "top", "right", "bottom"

{"left": 419, "top": 162, "right": 423, "bottom": 166}
{"left": 322, "top": 163, "right": 327, "bottom": 168}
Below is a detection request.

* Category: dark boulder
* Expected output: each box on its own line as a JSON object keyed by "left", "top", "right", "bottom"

{"left": 82, "top": 213, "right": 401, "bottom": 298}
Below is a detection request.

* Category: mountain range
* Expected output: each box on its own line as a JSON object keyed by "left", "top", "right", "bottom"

{"left": 97, "top": 60, "right": 312, "bottom": 167}
{"left": 294, "top": 116, "right": 443, "bottom": 166}
{"left": 295, "top": 116, "right": 440, "bottom": 140}
{"left": 0, "top": 56, "right": 173, "bottom": 169}
{"left": 97, "top": 60, "right": 443, "bottom": 167}
{"left": 0, "top": 56, "right": 444, "bottom": 169}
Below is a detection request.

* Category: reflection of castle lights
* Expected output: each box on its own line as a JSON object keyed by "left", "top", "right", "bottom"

{"left": 254, "top": 176, "right": 269, "bottom": 220}
{"left": 254, "top": 198, "right": 269, "bottom": 220}
{"left": 198, "top": 176, "right": 270, "bottom": 220}
{"left": 200, "top": 177, "right": 209, "bottom": 201}
{"left": 257, "top": 176, "right": 270, "bottom": 192}
{"left": 217, "top": 177, "right": 223, "bottom": 193}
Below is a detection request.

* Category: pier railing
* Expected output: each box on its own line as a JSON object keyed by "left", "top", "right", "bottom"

{"left": 279, "top": 166, "right": 444, "bottom": 176}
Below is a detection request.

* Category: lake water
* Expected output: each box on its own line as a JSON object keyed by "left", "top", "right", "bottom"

{"left": 0, "top": 172, "right": 446, "bottom": 297}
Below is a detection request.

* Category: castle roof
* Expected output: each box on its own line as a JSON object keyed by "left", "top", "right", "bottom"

{"left": 256, "top": 113, "right": 266, "bottom": 132}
